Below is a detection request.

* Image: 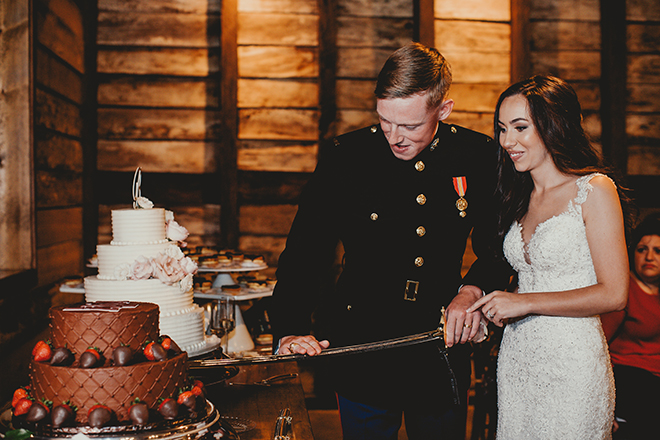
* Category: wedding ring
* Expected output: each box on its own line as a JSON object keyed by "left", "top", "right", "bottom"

{"left": 464, "top": 323, "right": 472, "bottom": 328}
{"left": 487, "top": 312, "right": 494, "bottom": 319}
{"left": 288, "top": 342, "right": 298, "bottom": 352}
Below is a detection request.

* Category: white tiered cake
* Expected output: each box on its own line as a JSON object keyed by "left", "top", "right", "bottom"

{"left": 84, "top": 172, "right": 218, "bottom": 357}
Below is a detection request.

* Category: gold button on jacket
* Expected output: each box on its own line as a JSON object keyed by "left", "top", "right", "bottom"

{"left": 416, "top": 226, "right": 426, "bottom": 237}
{"left": 416, "top": 194, "right": 427, "bottom": 205}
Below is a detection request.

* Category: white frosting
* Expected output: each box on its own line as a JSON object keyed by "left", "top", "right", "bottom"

{"left": 96, "top": 242, "right": 177, "bottom": 279}
{"left": 85, "top": 206, "right": 212, "bottom": 356}
{"left": 111, "top": 208, "right": 167, "bottom": 244}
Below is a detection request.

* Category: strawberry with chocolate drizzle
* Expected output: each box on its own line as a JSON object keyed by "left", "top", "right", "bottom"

{"left": 51, "top": 401, "right": 77, "bottom": 428}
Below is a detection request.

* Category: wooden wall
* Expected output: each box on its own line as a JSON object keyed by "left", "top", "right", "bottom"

{"left": 33, "top": 0, "right": 89, "bottom": 285}
{"left": 0, "top": 1, "right": 32, "bottom": 271}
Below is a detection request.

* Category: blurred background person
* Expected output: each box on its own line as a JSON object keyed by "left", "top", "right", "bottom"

{"left": 602, "top": 212, "right": 660, "bottom": 438}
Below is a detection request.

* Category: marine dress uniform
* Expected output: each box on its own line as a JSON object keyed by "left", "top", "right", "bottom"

{"left": 271, "top": 121, "right": 510, "bottom": 415}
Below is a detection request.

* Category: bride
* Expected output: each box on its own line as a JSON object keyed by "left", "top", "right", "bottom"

{"left": 468, "top": 75, "right": 632, "bottom": 439}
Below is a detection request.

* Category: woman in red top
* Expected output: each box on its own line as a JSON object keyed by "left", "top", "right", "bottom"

{"left": 602, "top": 213, "right": 660, "bottom": 438}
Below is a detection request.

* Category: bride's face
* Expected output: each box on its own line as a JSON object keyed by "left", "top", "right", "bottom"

{"left": 497, "top": 95, "right": 553, "bottom": 174}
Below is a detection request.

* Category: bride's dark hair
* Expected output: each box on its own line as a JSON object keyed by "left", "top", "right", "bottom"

{"left": 493, "top": 75, "right": 635, "bottom": 256}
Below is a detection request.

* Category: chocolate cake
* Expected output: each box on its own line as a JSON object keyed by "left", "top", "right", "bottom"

{"left": 27, "top": 301, "right": 190, "bottom": 425}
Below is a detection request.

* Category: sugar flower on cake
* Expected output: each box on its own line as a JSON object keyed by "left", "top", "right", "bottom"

{"left": 131, "top": 256, "right": 154, "bottom": 280}
{"left": 134, "top": 196, "right": 154, "bottom": 209}
{"left": 165, "top": 210, "right": 189, "bottom": 247}
{"left": 114, "top": 249, "right": 198, "bottom": 293}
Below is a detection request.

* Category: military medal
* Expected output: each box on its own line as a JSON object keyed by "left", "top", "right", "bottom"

{"left": 453, "top": 176, "right": 468, "bottom": 217}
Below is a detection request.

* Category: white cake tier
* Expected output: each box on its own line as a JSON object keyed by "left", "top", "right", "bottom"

{"left": 111, "top": 208, "right": 167, "bottom": 245}
{"left": 84, "top": 276, "right": 212, "bottom": 356}
{"left": 96, "top": 242, "right": 178, "bottom": 279}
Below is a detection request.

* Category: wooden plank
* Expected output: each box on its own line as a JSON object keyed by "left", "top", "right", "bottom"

{"left": 97, "top": 12, "right": 220, "bottom": 47}
{"left": 37, "top": 240, "right": 84, "bottom": 285}
{"left": 435, "top": 20, "right": 510, "bottom": 52}
{"left": 98, "top": 77, "right": 218, "bottom": 108}
{"left": 35, "top": 88, "right": 82, "bottom": 137}
{"left": 531, "top": 51, "right": 601, "bottom": 80}
{"left": 35, "top": 46, "right": 83, "bottom": 104}
{"left": 239, "top": 171, "right": 310, "bottom": 204}
{"left": 531, "top": 21, "right": 600, "bottom": 51}
{"left": 627, "top": 0, "right": 660, "bottom": 21}
{"left": 336, "top": 47, "right": 393, "bottom": 79}
{"left": 336, "top": 79, "right": 375, "bottom": 110}
{"left": 35, "top": 0, "right": 84, "bottom": 73}
{"left": 97, "top": 108, "right": 222, "bottom": 140}
{"left": 628, "top": 84, "right": 660, "bottom": 113}
{"left": 628, "top": 24, "right": 660, "bottom": 53}
{"left": 35, "top": 129, "right": 83, "bottom": 171}
{"left": 319, "top": 0, "right": 338, "bottom": 145}
{"left": 35, "top": 169, "right": 83, "bottom": 208}
{"left": 99, "top": 0, "right": 221, "bottom": 14}
{"left": 239, "top": 109, "right": 319, "bottom": 140}
{"left": 238, "top": 13, "right": 318, "bottom": 46}
{"left": 339, "top": 0, "right": 411, "bottom": 18}
{"left": 335, "top": 109, "right": 378, "bottom": 135}
{"left": 337, "top": 17, "right": 413, "bottom": 48}
{"left": 416, "top": 0, "right": 434, "bottom": 46}
{"left": 627, "top": 146, "right": 660, "bottom": 175}
{"left": 583, "top": 112, "right": 602, "bottom": 140}
{"left": 434, "top": 0, "right": 510, "bottom": 21}
{"left": 36, "top": 207, "right": 83, "bottom": 248}
{"left": 97, "top": 48, "right": 218, "bottom": 76}
{"left": 239, "top": 204, "right": 298, "bottom": 235}
{"left": 238, "top": 145, "right": 319, "bottom": 172}
{"left": 239, "top": 46, "right": 318, "bottom": 78}
{"left": 449, "top": 83, "right": 507, "bottom": 113}
{"left": 238, "top": 79, "right": 318, "bottom": 108}
{"left": 628, "top": 54, "right": 660, "bottom": 84}
{"left": 511, "top": 0, "right": 531, "bottom": 82}
{"left": 529, "top": 0, "right": 600, "bottom": 20}
{"left": 239, "top": 0, "right": 318, "bottom": 14}
{"left": 627, "top": 114, "right": 660, "bottom": 140}
{"left": 168, "top": 205, "right": 221, "bottom": 246}
{"left": 97, "top": 140, "right": 215, "bottom": 173}
{"left": 442, "top": 51, "right": 510, "bottom": 83}
{"left": 571, "top": 82, "right": 600, "bottom": 111}
{"left": 445, "top": 112, "right": 494, "bottom": 137}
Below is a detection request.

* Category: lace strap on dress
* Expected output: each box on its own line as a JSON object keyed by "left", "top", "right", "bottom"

{"left": 574, "top": 172, "right": 614, "bottom": 205}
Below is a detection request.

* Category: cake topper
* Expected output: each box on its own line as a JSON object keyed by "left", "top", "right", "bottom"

{"left": 132, "top": 167, "right": 154, "bottom": 209}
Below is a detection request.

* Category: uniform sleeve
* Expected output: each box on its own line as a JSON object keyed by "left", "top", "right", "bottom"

{"left": 269, "top": 148, "right": 342, "bottom": 342}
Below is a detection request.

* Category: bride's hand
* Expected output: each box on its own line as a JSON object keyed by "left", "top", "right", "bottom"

{"left": 466, "top": 290, "right": 528, "bottom": 327}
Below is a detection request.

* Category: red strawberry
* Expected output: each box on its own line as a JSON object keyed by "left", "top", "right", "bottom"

{"left": 32, "top": 340, "right": 52, "bottom": 362}
{"left": 191, "top": 380, "right": 205, "bottom": 397}
{"left": 177, "top": 390, "right": 196, "bottom": 409}
{"left": 26, "top": 398, "right": 52, "bottom": 423}
{"left": 143, "top": 341, "right": 167, "bottom": 361}
{"left": 51, "top": 401, "right": 77, "bottom": 428}
{"left": 12, "top": 387, "right": 30, "bottom": 407}
{"left": 157, "top": 397, "right": 179, "bottom": 420}
{"left": 87, "top": 403, "right": 113, "bottom": 428}
{"left": 79, "top": 347, "right": 103, "bottom": 368}
{"left": 13, "top": 397, "right": 34, "bottom": 416}
{"left": 160, "top": 336, "right": 181, "bottom": 354}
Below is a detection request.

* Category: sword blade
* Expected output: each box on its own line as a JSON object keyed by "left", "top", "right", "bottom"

{"left": 189, "top": 327, "right": 444, "bottom": 369}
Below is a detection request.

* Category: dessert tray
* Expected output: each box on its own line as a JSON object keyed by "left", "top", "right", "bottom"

{"left": 0, "top": 400, "right": 239, "bottom": 440}
{"left": 196, "top": 262, "right": 268, "bottom": 273}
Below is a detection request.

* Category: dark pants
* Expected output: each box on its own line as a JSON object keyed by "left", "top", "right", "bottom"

{"left": 612, "top": 364, "right": 660, "bottom": 439}
{"left": 337, "top": 394, "right": 466, "bottom": 440}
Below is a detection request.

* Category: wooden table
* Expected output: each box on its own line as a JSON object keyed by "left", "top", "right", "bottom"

{"left": 204, "top": 361, "right": 315, "bottom": 439}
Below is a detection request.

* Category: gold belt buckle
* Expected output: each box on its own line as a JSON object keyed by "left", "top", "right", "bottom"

{"left": 404, "top": 280, "right": 419, "bottom": 301}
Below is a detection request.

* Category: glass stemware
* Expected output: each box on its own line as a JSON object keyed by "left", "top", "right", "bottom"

{"left": 210, "top": 297, "right": 236, "bottom": 355}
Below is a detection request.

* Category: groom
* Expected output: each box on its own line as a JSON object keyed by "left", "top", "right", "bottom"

{"left": 270, "top": 42, "right": 511, "bottom": 439}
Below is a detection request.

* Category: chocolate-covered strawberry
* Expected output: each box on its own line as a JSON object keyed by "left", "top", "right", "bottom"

{"left": 191, "top": 380, "right": 206, "bottom": 398}
{"left": 144, "top": 341, "right": 167, "bottom": 362}
{"left": 113, "top": 344, "right": 133, "bottom": 366}
{"left": 26, "top": 398, "right": 52, "bottom": 423}
{"left": 50, "top": 346, "right": 74, "bottom": 366}
{"left": 87, "top": 403, "right": 113, "bottom": 428}
{"left": 80, "top": 347, "right": 103, "bottom": 368}
{"left": 32, "top": 340, "right": 52, "bottom": 363}
{"left": 177, "top": 389, "right": 196, "bottom": 411}
{"left": 157, "top": 397, "right": 179, "bottom": 420}
{"left": 129, "top": 398, "right": 149, "bottom": 425}
{"left": 51, "top": 401, "right": 77, "bottom": 428}
{"left": 160, "top": 336, "right": 182, "bottom": 354}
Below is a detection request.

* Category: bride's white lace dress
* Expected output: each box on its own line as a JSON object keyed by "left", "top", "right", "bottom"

{"left": 497, "top": 173, "right": 615, "bottom": 439}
